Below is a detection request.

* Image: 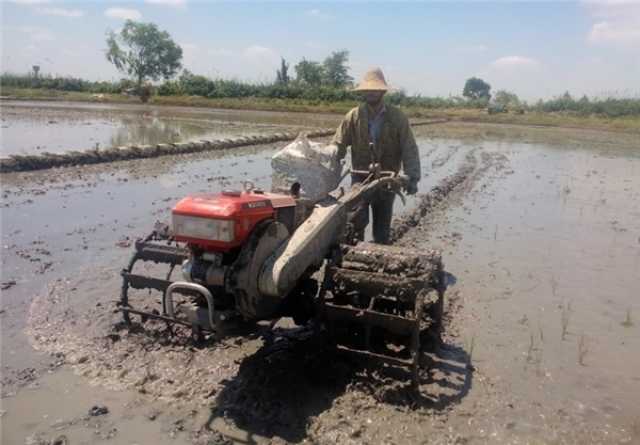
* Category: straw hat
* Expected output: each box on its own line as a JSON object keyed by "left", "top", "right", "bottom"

{"left": 354, "top": 67, "right": 389, "bottom": 92}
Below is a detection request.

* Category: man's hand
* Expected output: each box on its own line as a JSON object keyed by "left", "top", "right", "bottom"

{"left": 405, "top": 179, "right": 418, "bottom": 195}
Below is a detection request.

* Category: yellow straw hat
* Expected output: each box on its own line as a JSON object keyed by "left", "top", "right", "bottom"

{"left": 353, "top": 67, "right": 389, "bottom": 92}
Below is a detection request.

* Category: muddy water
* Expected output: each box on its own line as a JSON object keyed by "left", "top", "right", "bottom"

{"left": 3, "top": 367, "right": 183, "bottom": 445}
{"left": 0, "top": 101, "right": 341, "bottom": 155}
{"left": 394, "top": 131, "right": 640, "bottom": 443}
{"left": 1, "top": 122, "right": 639, "bottom": 444}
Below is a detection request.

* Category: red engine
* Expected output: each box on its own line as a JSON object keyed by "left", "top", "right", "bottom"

{"left": 171, "top": 190, "right": 297, "bottom": 252}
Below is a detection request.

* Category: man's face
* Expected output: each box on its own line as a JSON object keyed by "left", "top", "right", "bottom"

{"left": 361, "top": 91, "right": 385, "bottom": 106}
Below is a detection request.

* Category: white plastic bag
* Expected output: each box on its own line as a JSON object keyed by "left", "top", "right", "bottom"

{"left": 271, "top": 133, "right": 341, "bottom": 202}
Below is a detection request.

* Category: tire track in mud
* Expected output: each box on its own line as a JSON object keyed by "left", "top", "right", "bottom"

{"left": 390, "top": 148, "right": 510, "bottom": 343}
{"left": 391, "top": 149, "right": 510, "bottom": 244}
{"left": 390, "top": 150, "right": 478, "bottom": 243}
{"left": 430, "top": 144, "right": 460, "bottom": 169}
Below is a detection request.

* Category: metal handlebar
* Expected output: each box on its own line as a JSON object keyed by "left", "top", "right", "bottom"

{"left": 350, "top": 169, "right": 409, "bottom": 188}
{"left": 340, "top": 171, "right": 409, "bottom": 207}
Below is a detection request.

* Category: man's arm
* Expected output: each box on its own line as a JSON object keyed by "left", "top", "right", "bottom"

{"left": 399, "top": 115, "right": 421, "bottom": 193}
{"left": 331, "top": 112, "right": 353, "bottom": 162}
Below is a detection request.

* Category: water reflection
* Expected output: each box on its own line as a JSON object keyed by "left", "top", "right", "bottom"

{"left": 0, "top": 105, "right": 303, "bottom": 156}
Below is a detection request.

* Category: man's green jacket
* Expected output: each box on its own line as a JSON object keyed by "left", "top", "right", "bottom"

{"left": 331, "top": 103, "right": 421, "bottom": 183}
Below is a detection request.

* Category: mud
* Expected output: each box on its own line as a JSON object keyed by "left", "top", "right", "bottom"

{"left": 2, "top": 121, "right": 639, "bottom": 444}
{"left": 0, "top": 129, "right": 334, "bottom": 173}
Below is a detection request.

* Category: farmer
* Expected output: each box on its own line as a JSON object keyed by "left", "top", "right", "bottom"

{"left": 332, "top": 67, "right": 421, "bottom": 244}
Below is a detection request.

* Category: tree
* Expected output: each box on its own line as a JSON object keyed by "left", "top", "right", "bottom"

{"left": 276, "top": 58, "right": 290, "bottom": 84}
{"left": 106, "top": 20, "right": 182, "bottom": 99}
{"left": 322, "top": 50, "right": 353, "bottom": 88}
{"left": 463, "top": 77, "right": 491, "bottom": 101}
{"left": 578, "top": 94, "right": 590, "bottom": 106}
{"left": 31, "top": 65, "right": 40, "bottom": 87}
{"left": 294, "top": 59, "right": 324, "bottom": 85}
{"left": 493, "top": 90, "right": 520, "bottom": 108}
{"left": 179, "top": 69, "right": 213, "bottom": 96}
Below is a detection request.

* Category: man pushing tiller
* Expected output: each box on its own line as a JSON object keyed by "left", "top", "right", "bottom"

{"left": 332, "top": 67, "right": 421, "bottom": 244}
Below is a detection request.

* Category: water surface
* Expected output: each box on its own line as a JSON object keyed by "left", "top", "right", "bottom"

{"left": 0, "top": 100, "right": 340, "bottom": 156}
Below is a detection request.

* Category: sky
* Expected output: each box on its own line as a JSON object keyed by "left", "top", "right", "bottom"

{"left": 1, "top": 0, "right": 639, "bottom": 101}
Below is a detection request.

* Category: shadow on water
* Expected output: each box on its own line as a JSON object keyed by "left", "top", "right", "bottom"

{"left": 205, "top": 326, "right": 473, "bottom": 443}
{"left": 427, "top": 343, "right": 474, "bottom": 408}
{"left": 360, "top": 343, "right": 473, "bottom": 410}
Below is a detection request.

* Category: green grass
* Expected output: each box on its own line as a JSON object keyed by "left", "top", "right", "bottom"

{"left": 1, "top": 87, "right": 141, "bottom": 104}
{"left": 3, "top": 87, "right": 640, "bottom": 133}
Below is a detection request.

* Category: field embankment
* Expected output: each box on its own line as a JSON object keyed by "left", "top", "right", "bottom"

{"left": 3, "top": 87, "right": 640, "bottom": 134}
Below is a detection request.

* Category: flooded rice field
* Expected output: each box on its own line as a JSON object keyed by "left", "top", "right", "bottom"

{"left": 0, "top": 105, "right": 639, "bottom": 445}
{"left": 0, "top": 101, "right": 341, "bottom": 156}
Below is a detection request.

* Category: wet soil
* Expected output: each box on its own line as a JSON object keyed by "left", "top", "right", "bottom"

{"left": 1, "top": 120, "right": 639, "bottom": 444}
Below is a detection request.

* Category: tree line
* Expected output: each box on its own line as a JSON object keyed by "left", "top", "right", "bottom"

{"left": 3, "top": 70, "right": 639, "bottom": 118}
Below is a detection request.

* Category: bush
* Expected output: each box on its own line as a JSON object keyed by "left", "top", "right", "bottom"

{"left": 0, "top": 72, "right": 129, "bottom": 94}
{"left": 487, "top": 104, "right": 507, "bottom": 114}
{"left": 157, "top": 80, "right": 182, "bottom": 96}
{"left": 529, "top": 92, "right": 640, "bottom": 117}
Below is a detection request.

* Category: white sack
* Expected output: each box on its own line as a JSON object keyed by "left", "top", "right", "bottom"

{"left": 271, "top": 133, "right": 341, "bottom": 202}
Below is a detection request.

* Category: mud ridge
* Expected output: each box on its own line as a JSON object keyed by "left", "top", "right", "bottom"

{"left": 390, "top": 150, "right": 478, "bottom": 242}
{"left": 0, "top": 129, "right": 335, "bottom": 173}
{"left": 411, "top": 118, "right": 449, "bottom": 127}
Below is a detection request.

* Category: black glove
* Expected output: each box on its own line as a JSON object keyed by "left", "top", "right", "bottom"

{"left": 406, "top": 180, "right": 418, "bottom": 195}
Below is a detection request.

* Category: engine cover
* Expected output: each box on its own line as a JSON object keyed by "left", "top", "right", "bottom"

{"left": 172, "top": 190, "right": 296, "bottom": 251}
